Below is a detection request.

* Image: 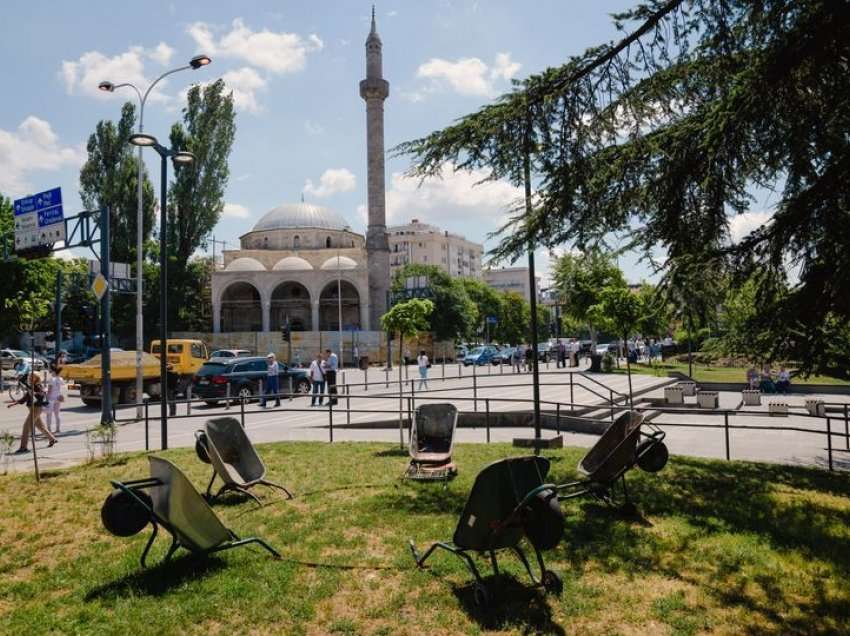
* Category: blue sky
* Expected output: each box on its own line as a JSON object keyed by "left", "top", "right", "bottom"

{"left": 1, "top": 1, "right": 769, "bottom": 284}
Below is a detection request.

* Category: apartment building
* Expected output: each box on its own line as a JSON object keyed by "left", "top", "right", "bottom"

{"left": 387, "top": 219, "right": 483, "bottom": 279}
{"left": 482, "top": 267, "right": 541, "bottom": 303}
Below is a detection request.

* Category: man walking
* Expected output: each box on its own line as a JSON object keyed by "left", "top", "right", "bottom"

{"left": 324, "top": 348, "right": 339, "bottom": 406}
{"left": 261, "top": 353, "right": 280, "bottom": 408}
{"left": 310, "top": 352, "right": 325, "bottom": 406}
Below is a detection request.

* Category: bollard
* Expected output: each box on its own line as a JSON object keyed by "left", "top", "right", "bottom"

{"left": 329, "top": 399, "right": 334, "bottom": 443}
{"left": 346, "top": 384, "right": 351, "bottom": 427}
{"left": 186, "top": 384, "right": 192, "bottom": 416}
{"left": 473, "top": 372, "right": 478, "bottom": 413}
{"left": 240, "top": 396, "right": 245, "bottom": 428}
{"left": 226, "top": 382, "right": 231, "bottom": 410}
{"left": 288, "top": 375, "right": 293, "bottom": 402}
{"left": 724, "top": 411, "right": 730, "bottom": 460}
{"left": 827, "top": 417, "right": 833, "bottom": 472}
{"left": 556, "top": 403, "right": 561, "bottom": 435}
{"left": 144, "top": 398, "right": 149, "bottom": 451}
{"left": 569, "top": 374, "right": 574, "bottom": 414}
{"left": 259, "top": 378, "right": 264, "bottom": 406}
{"left": 385, "top": 367, "right": 389, "bottom": 389}
{"left": 500, "top": 359, "right": 503, "bottom": 375}
{"left": 458, "top": 362, "right": 462, "bottom": 378}
{"left": 364, "top": 366, "right": 368, "bottom": 392}
{"left": 485, "top": 398, "right": 491, "bottom": 444}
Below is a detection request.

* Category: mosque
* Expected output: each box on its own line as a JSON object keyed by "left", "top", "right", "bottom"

{"left": 211, "top": 11, "right": 391, "bottom": 335}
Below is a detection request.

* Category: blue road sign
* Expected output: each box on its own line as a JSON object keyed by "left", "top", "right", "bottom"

{"left": 486, "top": 315, "right": 498, "bottom": 324}
{"left": 14, "top": 187, "right": 63, "bottom": 217}
{"left": 38, "top": 207, "right": 64, "bottom": 226}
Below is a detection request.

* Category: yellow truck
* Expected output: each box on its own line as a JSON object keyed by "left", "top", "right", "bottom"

{"left": 61, "top": 339, "right": 208, "bottom": 408}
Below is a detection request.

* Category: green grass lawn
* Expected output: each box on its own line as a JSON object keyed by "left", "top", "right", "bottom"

{"left": 612, "top": 360, "right": 850, "bottom": 385}
{"left": 2, "top": 442, "right": 849, "bottom": 635}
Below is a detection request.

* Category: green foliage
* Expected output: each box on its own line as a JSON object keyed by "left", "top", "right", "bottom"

{"left": 634, "top": 283, "right": 671, "bottom": 338}
{"left": 380, "top": 298, "right": 434, "bottom": 338}
{"left": 459, "top": 278, "right": 503, "bottom": 337}
{"left": 4, "top": 294, "right": 50, "bottom": 333}
{"left": 589, "top": 285, "right": 643, "bottom": 342}
{"left": 79, "top": 102, "right": 156, "bottom": 264}
{"left": 601, "top": 352, "right": 615, "bottom": 373}
{"left": 553, "top": 249, "right": 625, "bottom": 342}
{"left": 398, "top": 0, "right": 850, "bottom": 376}
{"left": 493, "top": 291, "right": 529, "bottom": 345}
{"left": 391, "top": 264, "right": 477, "bottom": 341}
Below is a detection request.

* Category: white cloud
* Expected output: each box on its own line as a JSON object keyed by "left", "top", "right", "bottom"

{"left": 222, "top": 203, "right": 250, "bottom": 218}
{"left": 60, "top": 44, "right": 178, "bottom": 101}
{"left": 303, "top": 168, "right": 356, "bottom": 198}
{"left": 186, "top": 18, "right": 323, "bottom": 74}
{"left": 729, "top": 210, "right": 773, "bottom": 243}
{"left": 0, "top": 117, "right": 85, "bottom": 196}
{"left": 415, "top": 52, "right": 521, "bottom": 98}
{"left": 384, "top": 162, "right": 522, "bottom": 225}
{"left": 221, "top": 67, "right": 267, "bottom": 113}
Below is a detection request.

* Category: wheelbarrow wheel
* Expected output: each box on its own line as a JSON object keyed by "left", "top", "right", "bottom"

{"left": 473, "top": 583, "right": 490, "bottom": 607}
{"left": 636, "top": 440, "right": 669, "bottom": 473}
{"left": 542, "top": 569, "right": 563, "bottom": 595}
{"left": 101, "top": 488, "right": 152, "bottom": 537}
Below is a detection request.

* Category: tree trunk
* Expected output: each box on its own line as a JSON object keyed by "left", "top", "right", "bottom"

{"left": 687, "top": 311, "right": 694, "bottom": 379}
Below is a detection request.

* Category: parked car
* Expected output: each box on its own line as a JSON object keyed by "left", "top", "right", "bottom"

{"left": 192, "top": 356, "right": 311, "bottom": 406}
{"left": 493, "top": 346, "right": 516, "bottom": 365}
{"left": 536, "top": 343, "right": 552, "bottom": 362}
{"left": 462, "top": 346, "right": 499, "bottom": 366}
{"left": 0, "top": 349, "right": 45, "bottom": 371}
{"left": 208, "top": 349, "right": 253, "bottom": 361}
{"left": 594, "top": 343, "right": 619, "bottom": 356}
{"left": 455, "top": 345, "right": 469, "bottom": 360}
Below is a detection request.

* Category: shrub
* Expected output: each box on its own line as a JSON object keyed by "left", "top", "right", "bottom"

{"left": 602, "top": 352, "right": 615, "bottom": 373}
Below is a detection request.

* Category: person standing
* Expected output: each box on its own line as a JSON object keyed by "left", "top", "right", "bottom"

{"left": 309, "top": 353, "right": 326, "bottom": 407}
{"left": 417, "top": 350, "right": 429, "bottom": 390}
{"left": 261, "top": 353, "right": 281, "bottom": 408}
{"left": 512, "top": 346, "right": 523, "bottom": 374}
{"left": 556, "top": 340, "right": 566, "bottom": 368}
{"left": 776, "top": 367, "right": 791, "bottom": 394}
{"left": 324, "top": 348, "right": 338, "bottom": 406}
{"left": 353, "top": 345, "right": 360, "bottom": 370}
{"left": 8, "top": 373, "right": 56, "bottom": 453}
{"left": 45, "top": 365, "right": 65, "bottom": 434}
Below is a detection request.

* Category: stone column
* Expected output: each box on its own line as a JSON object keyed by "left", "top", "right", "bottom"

{"left": 311, "top": 301, "right": 321, "bottom": 332}
{"left": 213, "top": 299, "right": 221, "bottom": 333}
{"left": 360, "top": 299, "right": 370, "bottom": 331}
{"left": 262, "top": 300, "right": 271, "bottom": 333}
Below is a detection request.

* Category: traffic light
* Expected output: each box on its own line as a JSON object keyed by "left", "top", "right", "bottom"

{"left": 280, "top": 322, "right": 291, "bottom": 343}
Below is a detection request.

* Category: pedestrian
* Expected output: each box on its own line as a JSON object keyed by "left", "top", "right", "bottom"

{"left": 556, "top": 340, "right": 566, "bottom": 368}
{"left": 165, "top": 364, "right": 180, "bottom": 416}
{"left": 417, "top": 349, "right": 430, "bottom": 390}
{"left": 324, "top": 348, "right": 338, "bottom": 406}
{"left": 45, "top": 364, "right": 65, "bottom": 434}
{"left": 309, "top": 352, "right": 326, "bottom": 406}
{"left": 353, "top": 345, "right": 360, "bottom": 370}
{"left": 776, "top": 366, "right": 791, "bottom": 394}
{"left": 512, "top": 346, "right": 523, "bottom": 374}
{"left": 8, "top": 373, "right": 56, "bottom": 453}
{"left": 261, "top": 353, "right": 281, "bottom": 408}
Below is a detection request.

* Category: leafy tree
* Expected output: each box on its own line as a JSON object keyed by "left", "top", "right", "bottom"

{"left": 391, "top": 264, "right": 477, "bottom": 341}
{"left": 459, "top": 278, "right": 503, "bottom": 342}
{"left": 381, "top": 298, "right": 434, "bottom": 386}
{"left": 398, "top": 1, "right": 850, "bottom": 377}
{"left": 167, "top": 80, "right": 236, "bottom": 328}
{"left": 494, "top": 291, "right": 529, "bottom": 345}
{"left": 79, "top": 102, "right": 156, "bottom": 264}
{"left": 589, "top": 285, "right": 645, "bottom": 404}
{"left": 634, "top": 283, "right": 671, "bottom": 339}
{"left": 552, "top": 249, "right": 625, "bottom": 345}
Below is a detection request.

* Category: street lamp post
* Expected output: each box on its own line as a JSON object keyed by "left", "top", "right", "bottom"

{"left": 98, "top": 54, "right": 210, "bottom": 419}
{"left": 129, "top": 132, "right": 194, "bottom": 450}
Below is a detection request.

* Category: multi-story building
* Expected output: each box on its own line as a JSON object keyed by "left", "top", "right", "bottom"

{"left": 387, "top": 219, "right": 483, "bottom": 279}
{"left": 482, "top": 267, "right": 541, "bottom": 303}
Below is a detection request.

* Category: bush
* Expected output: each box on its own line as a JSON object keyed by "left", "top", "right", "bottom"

{"left": 602, "top": 352, "right": 615, "bottom": 372}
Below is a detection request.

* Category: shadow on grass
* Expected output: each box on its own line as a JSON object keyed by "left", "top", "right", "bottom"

{"left": 372, "top": 448, "right": 409, "bottom": 457}
{"left": 85, "top": 555, "right": 226, "bottom": 601}
{"left": 452, "top": 574, "right": 564, "bottom": 635}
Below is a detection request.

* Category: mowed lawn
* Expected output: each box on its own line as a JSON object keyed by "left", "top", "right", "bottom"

{"left": 1, "top": 442, "right": 849, "bottom": 635}
{"left": 612, "top": 360, "right": 850, "bottom": 386}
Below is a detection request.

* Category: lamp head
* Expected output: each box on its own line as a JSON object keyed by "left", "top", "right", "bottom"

{"left": 172, "top": 151, "right": 195, "bottom": 165}
{"left": 189, "top": 54, "right": 212, "bottom": 69}
{"left": 128, "top": 133, "right": 158, "bottom": 147}
{"left": 98, "top": 81, "right": 115, "bottom": 92}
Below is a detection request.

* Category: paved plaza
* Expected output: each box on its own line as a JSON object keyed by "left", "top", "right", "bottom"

{"left": 2, "top": 362, "right": 848, "bottom": 475}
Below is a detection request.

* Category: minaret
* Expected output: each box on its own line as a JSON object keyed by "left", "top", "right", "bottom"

{"left": 360, "top": 6, "right": 390, "bottom": 331}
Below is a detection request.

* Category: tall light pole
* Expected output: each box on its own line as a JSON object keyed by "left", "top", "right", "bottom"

{"left": 98, "top": 53, "right": 210, "bottom": 418}
{"left": 129, "top": 132, "right": 194, "bottom": 450}
{"left": 337, "top": 248, "right": 343, "bottom": 369}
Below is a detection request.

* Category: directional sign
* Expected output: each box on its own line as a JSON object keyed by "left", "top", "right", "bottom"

{"left": 91, "top": 273, "right": 109, "bottom": 301}
{"left": 486, "top": 315, "right": 498, "bottom": 324}
{"left": 13, "top": 187, "right": 65, "bottom": 252}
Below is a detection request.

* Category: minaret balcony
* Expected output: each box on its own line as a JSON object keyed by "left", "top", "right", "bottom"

{"left": 360, "top": 78, "right": 389, "bottom": 101}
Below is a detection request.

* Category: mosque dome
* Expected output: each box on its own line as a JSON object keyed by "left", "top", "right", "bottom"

{"left": 273, "top": 256, "right": 314, "bottom": 271}
{"left": 225, "top": 257, "right": 266, "bottom": 272}
{"left": 320, "top": 255, "right": 358, "bottom": 270}
{"left": 252, "top": 202, "right": 350, "bottom": 232}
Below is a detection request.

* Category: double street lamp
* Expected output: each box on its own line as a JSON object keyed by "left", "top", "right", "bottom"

{"left": 129, "top": 132, "right": 195, "bottom": 450}
{"left": 98, "top": 53, "right": 210, "bottom": 419}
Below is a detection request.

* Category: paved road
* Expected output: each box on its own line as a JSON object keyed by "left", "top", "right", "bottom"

{"left": 1, "top": 361, "right": 848, "bottom": 475}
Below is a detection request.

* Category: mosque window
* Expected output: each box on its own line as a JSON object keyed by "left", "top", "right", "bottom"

{"left": 326, "top": 236, "right": 332, "bottom": 248}
{"left": 293, "top": 235, "right": 300, "bottom": 249}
